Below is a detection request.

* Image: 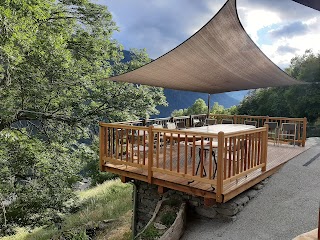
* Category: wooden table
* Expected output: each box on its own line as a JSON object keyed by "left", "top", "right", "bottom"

{"left": 164, "top": 124, "right": 255, "bottom": 142}
{"left": 185, "top": 124, "right": 256, "bottom": 135}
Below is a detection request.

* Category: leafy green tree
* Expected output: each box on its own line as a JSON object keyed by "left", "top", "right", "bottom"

{"left": 237, "top": 50, "right": 320, "bottom": 122}
{"left": 210, "top": 102, "right": 237, "bottom": 115}
{"left": 171, "top": 99, "right": 236, "bottom": 117}
{"left": 0, "top": 0, "right": 166, "bottom": 233}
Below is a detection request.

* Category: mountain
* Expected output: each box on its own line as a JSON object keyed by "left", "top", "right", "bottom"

{"left": 121, "top": 50, "right": 247, "bottom": 117}
{"left": 225, "top": 90, "right": 249, "bottom": 101}
{"left": 155, "top": 89, "right": 240, "bottom": 117}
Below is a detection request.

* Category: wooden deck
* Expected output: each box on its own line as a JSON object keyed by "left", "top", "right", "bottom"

{"left": 102, "top": 143, "right": 307, "bottom": 203}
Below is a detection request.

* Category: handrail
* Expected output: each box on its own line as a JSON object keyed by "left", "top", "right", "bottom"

{"left": 100, "top": 122, "right": 269, "bottom": 203}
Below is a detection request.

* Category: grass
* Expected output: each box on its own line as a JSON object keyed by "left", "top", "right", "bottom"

{"left": 1, "top": 179, "right": 133, "bottom": 240}
{"left": 140, "top": 225, "right": 161, "bottom": 240}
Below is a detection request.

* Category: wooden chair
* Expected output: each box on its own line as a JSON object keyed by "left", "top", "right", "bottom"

{"left": 221, "top": 119, "right": 233, "bottom": 124}
{"left": 205, "top": 118, "right": 217, "bottom": 126}
{"left": 264, "top": 121, "right": 278, "bottom": 145}
{"left": 278, "top": 123, "right": 297, "bottom": 146}
{"left": 244, "top": 120, "right": 257, "bottom": 127}
{"left": 176, "top": 121, "right": 186, "bottom": 129}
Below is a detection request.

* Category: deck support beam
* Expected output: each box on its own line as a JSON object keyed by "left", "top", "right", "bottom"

{"left": 121, "top": 175, "right": 128, "bottom": 183}
{"left": 158, "top": 186, "right": 167, "bottom": 195}
{"left": 204, "top": 198, "right": 216, "bottom": 207}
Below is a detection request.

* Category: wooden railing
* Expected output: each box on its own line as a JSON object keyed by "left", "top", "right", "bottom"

{"left": 99, "top": 122, "right": 268, "bottom": 203}
{"left": 210, "top": 114, "right": 307, "bottom": 146}
{"left": 112, "top": 114, "right": 307, "bottom": 146}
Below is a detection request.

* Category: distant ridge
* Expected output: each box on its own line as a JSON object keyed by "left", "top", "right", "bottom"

{"left": 156, "top": 89, "right": 239, "bottom": 117}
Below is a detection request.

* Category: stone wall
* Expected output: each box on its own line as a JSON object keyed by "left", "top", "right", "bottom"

{"left": 134, "top": 178, "right": 269, "bottom": 233}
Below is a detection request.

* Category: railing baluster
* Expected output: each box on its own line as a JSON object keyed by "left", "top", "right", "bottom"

{"left": 170, "top": 133, "right": 173, "bottom": 171}
{"left": 200, "top": 137, "right": 204, "bottom": 178}
{"left": 126, "top": 129, "right": 129, "bottom": 162}
{"left": 192, "top": 136, "right": 196, "bottom": 176}
{"left": 209, "top": 138, "right": 213, "bottom": 179}
{"left": 156, "top": 130, "right": 160, "bottom": 168}
{"left": 163, "top": 134, "right": 167, "bottom": 170}
{"left": 184, "top": 134, "right": 188, "bottom": 175}
{"left": 216, "top": 131, "right": 224, "bottom": 203}
{"left": 143, "top": 131, "right": 146, "bottom": 165}
{"left": 177, "top": 134, "right": 180, "bottom": 173}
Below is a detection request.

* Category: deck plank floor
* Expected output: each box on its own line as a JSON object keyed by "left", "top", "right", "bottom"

{"left": 104, "top": 143, "right": 307, "bottom": 202}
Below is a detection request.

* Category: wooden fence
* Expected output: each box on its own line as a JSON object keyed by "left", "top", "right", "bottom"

{"left": 209, "top": 114, "right": 307, "bottom": 146}
{"left": 99, "top": 122, "right": 268, "bottom": 202}
{"left": 113, "top": 114, "right": 307, "bottom": 147}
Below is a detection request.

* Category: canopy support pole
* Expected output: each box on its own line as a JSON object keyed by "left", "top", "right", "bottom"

{"left": 207, "top": 94, "right": 211, "bottom": 118}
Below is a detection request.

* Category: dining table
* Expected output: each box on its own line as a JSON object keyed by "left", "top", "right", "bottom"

{"left": 164, "top": 124, "right": 256, "bottom": 179}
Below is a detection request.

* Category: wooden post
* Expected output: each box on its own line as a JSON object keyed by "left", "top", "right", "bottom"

{"left": 216, "top": 131, "right": 224, "bottom": 203}
{"left": 302, "top": 117, "right": 307, "bottom": 147}
{"left": 148, "top": 126, "right": 154, "bottom": 184}
{"left": 262, "top": 124, "right": 268, "bottom": 172}
{"left": 207, "top": 94, "right": 211, "bottom": 118}
{"left": 233, "top": 115, "right": 237, "bottom": 124}
{"left": 99, "top": 123, "right": 105, "bottom": 171}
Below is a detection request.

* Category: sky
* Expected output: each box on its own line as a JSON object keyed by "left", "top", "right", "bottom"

{"left": 96, "top": 0, "right": 320, "bottom": 69}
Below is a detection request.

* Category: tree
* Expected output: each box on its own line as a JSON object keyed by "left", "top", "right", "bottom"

{"left": 210, "top": 102, "right": 237, "bottom": 115}
{"left": 171, "top": 99, "right": 236, "bottom": 117}
{"left": 0, "top": 0, "right": 166, "bottom": 232}
{"left": 238, "top": 50, "right": 320, "bottom": 122}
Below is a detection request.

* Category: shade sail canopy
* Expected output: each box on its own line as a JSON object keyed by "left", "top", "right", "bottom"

{"left": 108, "top": 0, "right": 302, "bottom": 94}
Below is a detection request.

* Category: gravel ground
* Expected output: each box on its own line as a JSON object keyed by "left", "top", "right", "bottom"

{"left": 182, "top": 138, "right": 320, "bottom": 240}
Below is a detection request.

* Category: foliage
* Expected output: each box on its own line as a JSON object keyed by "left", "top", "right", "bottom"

{"left": 76, "top": 137, "right": 118, "bottom": 186}
{"left": 0, "top": 130, "right": 80, "bottom": 234}
{"left": 0, "top": 0, "right": 166, "bottom": 234}
{"left": 160, "top": 211, "right": 176, "bottom": 227}
{"left": 171, "top": 98, "right": 237, "bottom": 117}
{"left": 140, "top": 225, "right": 161, "bottom": 240}
{"left": 237, "top": 50, "right": 320, "bottom": 122}
{"left": 0, "top": 179, "right": 133, "bottom": 240}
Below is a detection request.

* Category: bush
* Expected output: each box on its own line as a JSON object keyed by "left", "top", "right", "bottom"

{"left": 160, "top": 212, "right": 176, "bottom": 227}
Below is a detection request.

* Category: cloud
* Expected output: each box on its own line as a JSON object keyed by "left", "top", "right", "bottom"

{"left": 277, "top": 45, "right": 299, "bottom": 54}
{"left": 98, "top": 0, "right": 225, "bottom": 59}
{"left": 100, "top": 0, "right": 320, "bottom": 68}
{"left": 269, "top": 21, "right": 309, "bottom": 38}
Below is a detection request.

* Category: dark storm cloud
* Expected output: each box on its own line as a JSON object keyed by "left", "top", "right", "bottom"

{"left": 269, "top": 21, "right": 309, "bottom": 38}
{"left": 97, "top": 0, "right": 225, "bottom": 58}
{"left": 277, "top": 45, "right": 299, "bottom": 54}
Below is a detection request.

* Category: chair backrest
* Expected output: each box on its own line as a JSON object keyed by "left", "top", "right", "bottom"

{"left": 221, "top": 119, "right": 233, "bottom": 124}
{"left": 176, "top": 121, "right": 186, "bottom": 129}
{"left": 153, "top": 124, "right": 163, "bottom": 129}
{"left": 264, "top": 122, "right": 278, "bottom": 130}
{"left": 205, "top": 118, "right": 217, "bottom": 126}
{"left": 281, "top": 123, "right": 296, "bottom": 133}
{"left": 166, "top": 122, "right": 176, "bottom": 130}
{"left": 244, "top": 120, "right": 257, "bottom": 127}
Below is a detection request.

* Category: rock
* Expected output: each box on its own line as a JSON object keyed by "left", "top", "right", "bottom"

{"left": 247, "top": 189, "right": 258, "bottom": 199}
{"left": 188, "top": 200, "right": 200, "bottom": 207}
{"left": 195, "top": 206, "right": 217, "bottom": 218}
{"left": 154, "top": 222, "right": 167, "bottom": 230}
{"left": 234, "top": 196, "right": 249, "bottom": 206}
{"left": 103, "top": 219, "right": 116, "bottom": 224}
{"left": 216, "top": 207, "right": 239, "bottom": 216}
{"left": 253, "top": 184, "right": 263, "bottom": 190}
